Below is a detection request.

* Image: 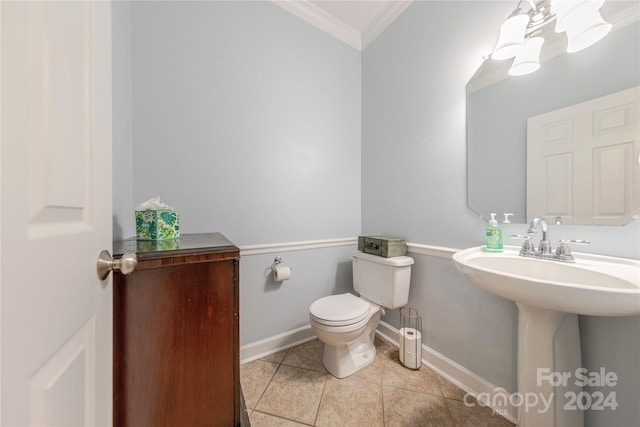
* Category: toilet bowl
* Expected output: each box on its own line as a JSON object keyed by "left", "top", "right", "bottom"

{"left": 309, "top": 292, "right": 382, "bottom": 378}
{"left": 309, "top": 251, "right": 414, "bottom": 378}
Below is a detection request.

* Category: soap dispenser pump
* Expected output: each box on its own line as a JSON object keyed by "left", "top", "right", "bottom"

{"left": 485, "top": 213, "right": 503, "bottom": 252}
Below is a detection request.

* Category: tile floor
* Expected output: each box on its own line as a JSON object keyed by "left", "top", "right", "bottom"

{"left": 240, "top": 337, "right": 515, "bottom": 426}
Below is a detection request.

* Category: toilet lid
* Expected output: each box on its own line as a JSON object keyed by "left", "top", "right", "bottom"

{"left": 309, "top": 293, "right": 371, "bottom": 326}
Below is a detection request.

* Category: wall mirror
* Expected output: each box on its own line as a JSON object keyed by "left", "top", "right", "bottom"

{"left": 466, "top": 2, "right": 639, "bottom": 225}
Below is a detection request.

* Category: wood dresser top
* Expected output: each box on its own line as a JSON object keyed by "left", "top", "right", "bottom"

{"left": 113, "top": 232, "right": 239, "bottom": 263}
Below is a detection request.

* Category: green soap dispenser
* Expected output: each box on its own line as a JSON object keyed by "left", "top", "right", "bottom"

{"left": 485, "top": 213, "right": 503, "bottom": 252}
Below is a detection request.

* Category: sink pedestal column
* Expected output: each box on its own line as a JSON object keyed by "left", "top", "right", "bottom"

{"left": 517, "top": 304, "right": 584, "bottom": 427}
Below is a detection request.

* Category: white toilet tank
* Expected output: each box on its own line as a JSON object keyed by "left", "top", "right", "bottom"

{"left": 352, "top": 251, "right": 414, "bottom": 308}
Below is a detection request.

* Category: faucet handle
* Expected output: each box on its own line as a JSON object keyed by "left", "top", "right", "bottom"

{"left": 555, "top": 239, "right": 590, "bottom": 262}
{"left": 509, "top": 234, "right": 535, "bottom": 256}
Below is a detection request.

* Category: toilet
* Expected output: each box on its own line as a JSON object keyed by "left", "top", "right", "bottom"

{"left": 309, "top": 251, "right": 414, "bottom": 378}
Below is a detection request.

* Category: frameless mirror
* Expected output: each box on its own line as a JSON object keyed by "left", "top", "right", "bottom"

{"left": 466, "top": 3, "right": 639, "bottom": 225}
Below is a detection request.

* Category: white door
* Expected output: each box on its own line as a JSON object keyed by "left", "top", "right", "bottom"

{"left": 1, "top": 1, "right": 113, "bottom": 425}
{"left": 527, "top": 86, "right": 640, "bottom": 225}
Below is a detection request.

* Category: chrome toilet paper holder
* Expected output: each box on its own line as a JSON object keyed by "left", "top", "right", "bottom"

{"left": 271, "top": 257, "right": 283, "bottom": 272}
{"left": 270, "top": 256, "right": 293, "bottom": 282}
{"left": 399, "top": 306, "right": 422, "bottom": 370}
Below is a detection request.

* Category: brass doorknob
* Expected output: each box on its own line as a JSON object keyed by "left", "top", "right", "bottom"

{"left": 96, "top": 250, "right": 137, "bottom": 280}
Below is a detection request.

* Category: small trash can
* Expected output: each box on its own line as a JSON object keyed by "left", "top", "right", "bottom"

{"left": 399, "top": 307, "right": 422, "bottom": 369}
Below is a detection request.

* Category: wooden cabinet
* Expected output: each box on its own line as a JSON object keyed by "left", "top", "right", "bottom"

{"left": 113, "top": 233, "right": 241, "bottom": 426}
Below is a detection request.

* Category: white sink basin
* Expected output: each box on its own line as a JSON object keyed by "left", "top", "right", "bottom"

{"left": 453, "top": 245, "right": 640, "bottom": 426}
{"left": 452, "top": 246, "right": 640, "bottom": 316}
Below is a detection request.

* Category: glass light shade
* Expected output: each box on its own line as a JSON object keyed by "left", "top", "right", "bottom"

{"left": 565, "top": 10, "right": 611, "bottom": 52}
{"left": 552, "top": 0, "right": 606, "bottom": 32}
{"left": 492, "top": 15, "right": 530, "bottom": 60}
{"left": 508, "top": 37, "right": 545, "bottom": 76}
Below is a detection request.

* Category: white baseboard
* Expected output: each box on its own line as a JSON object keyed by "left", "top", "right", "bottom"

{"left": 240, "top": 325, "right": 316, "bottom": 365}
{"left": 376, "top": 321, "right": 518, "bottom": 424}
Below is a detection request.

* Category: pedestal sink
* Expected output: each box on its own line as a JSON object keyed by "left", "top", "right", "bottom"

{"left": 452, "top": 246, "right": 640, "bottom": 426}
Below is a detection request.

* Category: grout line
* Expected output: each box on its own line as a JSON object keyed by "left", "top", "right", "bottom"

{"left": 312, "top": 375, "right": 329, "bottom": 427}
{"left": 440, "top": 393, "right": 458, "bottom": 426}
{"left": 248, "top": 348, "right": 290, "bottom": 418}
{"left": 252, "top": 410, "right": 314, "bottom": 426}
{"left": 381, "top": 379, "right": 386, "bottom": 426}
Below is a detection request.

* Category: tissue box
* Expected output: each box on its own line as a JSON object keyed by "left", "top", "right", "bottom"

{"left": 136, "top": 238, "right": 181, "bottom": 252}
{"left": 135, "top": 210, "right": 180, "bottom": 240}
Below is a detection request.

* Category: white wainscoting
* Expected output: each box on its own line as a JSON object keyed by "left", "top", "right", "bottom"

{"left": 406, "top": 242, "right": 458, "bottom": 259}
{"left": 239, "top": 237, "right": 458, "bottom": 258}
{"left": 239, "top": 237, "right": 358, "bottom": 256}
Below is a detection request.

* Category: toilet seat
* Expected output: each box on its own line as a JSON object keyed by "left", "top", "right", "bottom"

{"left": 309, "top": 293, "right": 372, "bottom": 327}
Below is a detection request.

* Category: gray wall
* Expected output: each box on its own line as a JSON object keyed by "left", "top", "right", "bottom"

{"left": 129, "top": 1, "right": 361, "bottom": 247}
{"left": 362, "top": 2, "right": 639, "bottom": 426}
{"left": 112, "top": 1, "right": 134, "bottom": 241}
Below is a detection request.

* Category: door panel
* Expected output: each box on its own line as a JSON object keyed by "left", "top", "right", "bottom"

{"left": 527, "top": 86, "right": 640, "bottom": 225}
{"left": 1, "top": 1, "right": 112, "bottom": 425}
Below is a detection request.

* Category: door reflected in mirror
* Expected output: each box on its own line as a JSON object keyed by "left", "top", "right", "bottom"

{"left": 526, "top": 87, "right": 639, "bottom": 225}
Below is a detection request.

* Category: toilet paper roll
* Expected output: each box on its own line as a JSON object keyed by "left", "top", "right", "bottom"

{"left": 273, "top": 266, "right": 291, "bottom": 282}
{"left": 399, "top": 327, "right": 422, "bottom": 369}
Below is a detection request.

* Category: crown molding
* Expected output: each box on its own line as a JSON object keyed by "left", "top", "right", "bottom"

{"left": 272, "top": 0, "right": 412, "bottom": 51}
{"left": 272, "top": 0, "right": 362, "bottom": 50}
{"left": 362, "top": 1, "right": 412, "bottom": 50}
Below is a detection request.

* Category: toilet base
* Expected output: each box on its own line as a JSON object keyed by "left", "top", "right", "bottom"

{"left": 322, "top": 321, "right": 377, "bottom": 378}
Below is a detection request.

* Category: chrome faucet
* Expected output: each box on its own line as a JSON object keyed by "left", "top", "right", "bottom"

{"left": 510, "top": 216, "right": 590, "bottom": 262}
{"left": 527, "top": 217, "right": 552, "bottom": 257}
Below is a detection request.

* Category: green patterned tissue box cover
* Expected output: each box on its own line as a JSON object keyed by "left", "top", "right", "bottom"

{"left": 135, "top": 210, "right": 180, "bottom": 240}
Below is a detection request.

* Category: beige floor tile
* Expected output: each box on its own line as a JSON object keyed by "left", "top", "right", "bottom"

{"left": 250, "top": 410, "right": 311, "bottom": 427}
{"left": 281, "top": 339, "right": 327, "bottom": 373}
{"left": 240, "top": 360, "right": 279, "bottom": 409}
{"left": 244, "top": 337, "right": 510, "bottom": 426}
{"left": 375, "top": 338, "right": 398, "bottom": 359}
{"left": 437, "top": 375, "right": 468, "bottom": 401}
{"left": 261, "top": 349, "right": 289, "bottom": 364}
{"left": 348, "top": 347, "right": 385, "bottom": 384}
{"left": 383, "top": 386, "right": 455, "bottom": 427}
{"left": 381, "top": 348, "right": 443, "bottom": 397}
{"left": 446, "top": 398, "right": 515, "bottom": 427}
{"left": 315, "top": 376, "right": 384, "bottom": 427}
{"left": 255, "top": 365, "right": 328, "bottom": 425}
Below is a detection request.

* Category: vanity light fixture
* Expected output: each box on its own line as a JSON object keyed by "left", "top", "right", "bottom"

{"left": 492, "top": 0, "right": 611, "bottom": 76}
{"left": 563, "top": 9, "right": 612, "bottom": 52}
{"left": 509, "top": 36, "right": 545, "bottom": 76}
{"left": 492, "top": 14, "right": 530, "bottom": 60}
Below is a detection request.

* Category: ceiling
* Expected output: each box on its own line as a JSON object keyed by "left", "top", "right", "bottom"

{"left": 272, "top": 0, "right": 413, "bottom": 50}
